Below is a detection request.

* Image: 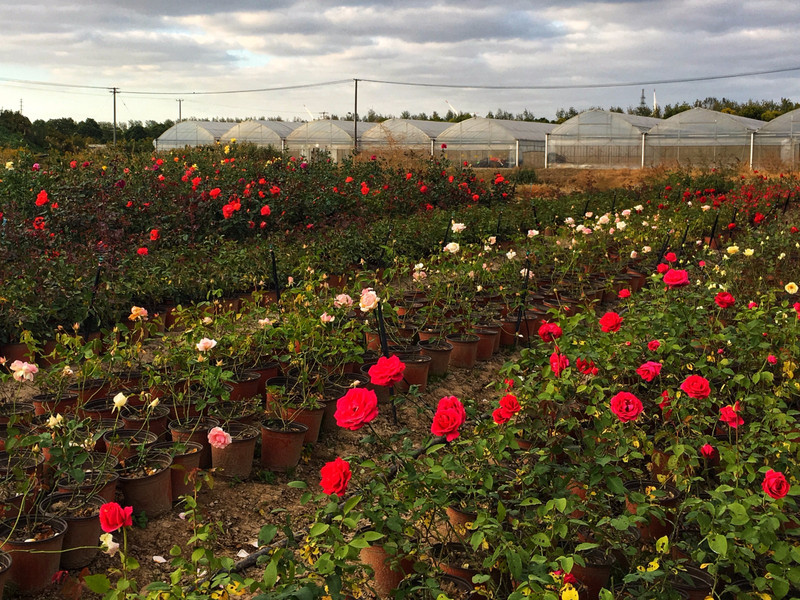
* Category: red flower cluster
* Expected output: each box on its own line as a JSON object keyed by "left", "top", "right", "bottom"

{"left": 575, "top": 358, "right": 598, "bottom": 376}
{"left": 719, "top": 401, "right": 744, "bottom": 429}
{"left": 209, "top": 187, "right": 222, "bottom": 199}
{"left": 334, "top": 387, "right": 378, "bottom": 431}
{"left": 714, "top": 291, "right": 735, "bottom": 308}
{"left": 431, "top": 396, "right": 466, "bottom": 441}
{"left": 492, "top": 393, "right": 521, "bottom": 425}
{"left": 636, "top": 361, "right": 662, "bottom": 382}
{"left": 550, "top": 351, "right": 569, "bottom": 377}
{"left": 35, "top": 189, "right": 49, "bottom": 206}
{"left": 609, "top": 391, "right": 643, "bottom": 422}
{"left": 599, "top": 311, "right": 623, "bottom": 333}
{"left": 319, "top": 457, "right": 351, "bottom": 497}
{"left": 99, "top": 502, "right": 133, "bottom": 533}
{"left": 137, "top": 247, "right": 148, "bottom": 256}
{"left": 368, "top": 355, "right": 406, "bottom": 387}
{"left": 538, "top": 322, "right": 562, "bottom": 342}
{"left": 149, "top": 228, "right": 160, "bottom": 241}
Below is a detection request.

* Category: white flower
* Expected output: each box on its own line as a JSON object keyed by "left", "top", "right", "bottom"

{"left": 202, "top": 316, "right": 213, "bottom": 325}
{"left": 520, "top": 268, "right": 533, "bottom": 279}
{"left": 527, "top": 229, "right": 539, "bottom": 238}
{"left": 585, "top": 212, "right": 593, "bottom": 218}
{"left": 451, "top": 222, "right": 466, "bottom": 233}
{"left": 112, "top": 392, "right": 127, "bottom": 411}
{"left": 320, "top": 312, "right": 335, "bottom": 324}
{"left": 642, "top": 246, "right": 652, "bottom": 253}
{"left": 196, "top": 338, "right": 217, "bottom": 352}
{"left": 701, "top": 205, "right": 711, "bottom": 211}
{"left": 779, "top": 252, "right": 786, "bottom": 260}
{"left": 443, "top": 242, "right": 460, "bottom": 254}
{"left": 575, "top": 225, "right": 586, "bottom": 234}
{"left": 506, "top": 250, "right": 517, "bottom": 260}
{"left": 621, "top": 209, "right": 631, "bottom": 217}
{"left": 149, "top": 398, "right": 160, "bottom": 408}
{"left": 333, "top": 294, "right": 353, "bottom": 309}
{"left": 630, "top": 251, "right": 638, "bottom": 259}
{"left": 616, "top": 221, "right": 627, "bottom": 230}
{"left": 359, "top": 288, "right": 380, "bottom": 312}
{"left": 4, "top": 161, "right": 13, "bottom": 170}
{"left": 564, "top": 217, "right": 575, "bottom": 226}
{"left": 414, "top": 263, "right": 424, "bottom": 271}
{"left": 488, "top": 236, "right": 496, "bottom": 245}
{"left": 634, "top": 204, "right": 643, "bottom": 212}
{"left": 61, "top": 365, "right": 74, "bottom": 377}
{"left": 47, "top": 414, "right": 64, "bottom": 429}
{"left": 100, "top": 533, "right": 119, "bottom": 557}
{"left": 258, "top": 317, "right": 272, "bottom": 327}
{"left": 744, "top": 248, "right": 754, "bottom": 256}
{"left": 786, "top": 282, "right": 798, "bottom": 294}
{"left": 597, "top": 214, "right": 610, "bottom": 225}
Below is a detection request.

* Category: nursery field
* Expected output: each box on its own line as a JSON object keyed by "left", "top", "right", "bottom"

{"left": 1, "top": 145, "right": 800, "bottom": 600}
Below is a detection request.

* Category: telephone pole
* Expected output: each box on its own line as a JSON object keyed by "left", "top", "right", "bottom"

{"left": 111, "top": 87, "right": 118, "bottom": 145}
{"left": 177, "top": 99, "right": 183, "bottom": 123}
{"left": 353, "top": 78, "right": 358, "bottom": 153}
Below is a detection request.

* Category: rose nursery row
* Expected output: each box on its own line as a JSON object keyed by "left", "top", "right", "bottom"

{"left": 1, "top": 158, "right": 800, "bottom": 598}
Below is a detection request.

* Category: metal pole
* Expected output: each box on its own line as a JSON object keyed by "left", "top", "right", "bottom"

{"left": 177, "top": 99, "right": 182, "bottom": 123}
{"left": 749, "top": 131, "right": 754, "bottom": 170}
{"left": 544, "top": 133, "right": 549, "bottom": 169}
{"left": 353, "top": 79, "right": 358, "bottom": 153}
{"left": 515, "top": 139, "right": 519, "bottom": 167}
{"left": 641, "top": 132, "right": 646, "bottom": 169}
{"left": 111, "top": 87, "right": 117, "bottom": 145}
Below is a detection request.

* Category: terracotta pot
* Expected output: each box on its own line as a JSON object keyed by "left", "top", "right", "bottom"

{"left": 624, "top": 480, "right": 681, "bottom": 541}
{"left": 419, "top": 340, "right": 453, "bottom": 376}
{"left": 227, "top": 371, "right": 261, "bottom": 402}
{"left": 80, "top": 396, "right": 117, "bottom": 420}
{"left": 102, "top": 429, "right": 158, "bottom": 462}
{"left": 169, "top": 417, "right": 220, "bottom": 469}
{"left": 151, "top": 441, "right": 202, "bottom": 502}
{"left": 0, "top": 402, "right": 35, "bottom": 426}
{"left": 210, "top": 423, "right": 259, "bottom": 479}
{"left": 283, "top": 406, "right": 325, "bottom": 444}
{"left": 445, "top": 334, "right": 480, "bottom": 369}
{"left": 473, "top": 329, "right": 498, "bottom": 361}
{"left": 499, "top": 318, "right": 521, "bottom": 347}
{"left": 67, "top": 378, "right": 111, "bottom": 403}
{"left": 31, "top": 393, "right": 80, "bottom": 417}
{"left": 250, "top": 361, "right": 280, "bottom": 397}
{"left": 397, "top": 355, "right": 432, "bottom": 393}
{"left": 0, "top": 550, "right": 10, "bottom": 600}
{"left": 56, "top": 469, "right": 119, "bottom": 503}
{"left": 121, "top": 403, "right": 171, "bottom": 437}
{"left": 445, "top": 504, "right": 478, "bottom": 542}
{"left": 569, "top": 550, "right": 613, "bottom": 600}
{"left": 40, "top": 492, "right": 104, "bottom": 569}
{"left": 359, "top": 542, "right": 412, "bottom": 598}
{"left": 117, "top": 451, "right": 173, "bottom": 518}
{"left": 431, "top": 542, "right": 483, "bottom": 582}
{"left": 259, "top": 420, "right": 308, "bottom": 472}
{"left": 0, "top": 515, "right": 67, "bottom": 593}
{"left": 0, "top": 343, "right": 33, "bottom": 364}
{"left": 670, "top": 564, "right": 715, "bottom": 600}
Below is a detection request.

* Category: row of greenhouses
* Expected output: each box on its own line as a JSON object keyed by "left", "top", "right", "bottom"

{"left": 154, "top": 108, "right": 800, "bottom": 170}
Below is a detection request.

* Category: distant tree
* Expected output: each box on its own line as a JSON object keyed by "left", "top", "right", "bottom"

{"left": 399, "top": 110, "right": 411, "bottom": 119}
{"left": 662, "top": 103, "right": 692, "bottom": 119}
{"left": 555, "top": 107, "right": 579, "bottom": 123}
{"left": 0, "top": 110, "right": 31, "bottom": 135}
{"left": 76, "top": 118, "right": 103, "bottom": 141}
{"left": 609, "top": 106, "right": 624, "bottom": 114}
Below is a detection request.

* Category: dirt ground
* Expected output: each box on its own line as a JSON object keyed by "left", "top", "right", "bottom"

{"left": 15, "top": 347, "right": 515, "bottom": 599}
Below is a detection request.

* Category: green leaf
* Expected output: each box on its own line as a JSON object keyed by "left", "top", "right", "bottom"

{"left": 708, "top": 533, "right": 728, "bottom": 556}
{"left": 574, "top": 542, "right": 599, "bottom": 552}
{"left": 530, "top": 532, "right": 550, "bottom": 547}
{"left": 309, "top": 522, "right": 330, "bottom": 537}
{"left": 263, "top": 558, "right": 278, "bottom": 588}
{"left": 258, "top": 525, "right": 278, "bottom": 547}
{"left": 83, "top": 574, "right": 112, "bottom": 594}
{"left": 559, "top": 555, "right": 574, "bottom": 575}
{"left": 554, "top": 497, "right": 567, "bottom": 513}
{"left": 361, "top": 531, "right": 384, "bottom": 542}
{"left": 342, "top": 495, "right": 362, "bottom": 515}
{"left": 287, "top": 481, "right": 307, "bottom": 488}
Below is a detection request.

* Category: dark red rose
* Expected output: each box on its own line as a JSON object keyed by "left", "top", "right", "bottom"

{"left": 762, "top": 469, "right": 790, "bottom": 499}
{"left": 680, "top": 374, "right": 711, "bottom": 399}
{"left": 609, "top": 391, "right": 643, "bottom": 422}
{"left": 636, "top": 361, "right": 662, "bottom": 382}
{"left": 714, "top": 291, "right": 735, "bottom": 308}
{"left": 538, "top": 322, "right": 562, "bottom": 342}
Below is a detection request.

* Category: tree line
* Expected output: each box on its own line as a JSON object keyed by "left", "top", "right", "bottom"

{"left": 2, "top": 96, "right": 798, "bottom": 153}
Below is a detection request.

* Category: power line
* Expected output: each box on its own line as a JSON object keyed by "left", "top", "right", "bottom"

{"left": 0, "top": 77, "right": 110, "bottom": 91}
{"left": 360, "top": 65, "right": 800, "bottom": 91}
{"left": 119, "top": 79, "right": 351, "bottom": 96}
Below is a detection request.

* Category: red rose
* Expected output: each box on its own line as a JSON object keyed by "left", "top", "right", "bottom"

{"left": 209, "top": 187, "right": 221, "bottom": 199}
{"left": 656, "top": 263, "right": 669, "bottom": 274}
{"left": 35, "top": 190, "right": 49, "bottom": 206}
{"left": 576, "top": 358, "right": 598, "bottom": 376}
{"left": 762, "top": 469, "right": 790, "bottom": 499}
{"left": 260, "top": 205, "right": 271, "bottom": 216}
{"left": 149, "top": 228, "right": 160, "bottom": 241}
{"left": 550, "top": 351, "right": 569, "bottom": 377}
{"left": 137, "top": 247, "right": 148, "bottom": 256}
{"left": 599, "top": 312, "right": 623, "bottom": 333}
{"left": 99, "top": 502, "right": 133, "bottom": 533}
{"left": 493, "top": 393, "right": 521, "bottom": 424}
{"left": 618, "top": 288, "right": 631, "bottom": 299}
{"left": 636, "top": 361, "right": 662, "bottom": 382}
{"left": 334, "top": 387, "right": 378, "bottom": 431}
{"left": 538, "top": 322, "right": 562, "bottom": 342}
{"left": 700, "top": 443, "right": 717, "bottom": 459}
{"left": 609, "top": 391, "right": 643, "bottom": 422}
{"left": 680, "top": 374, "right": 711, "bottom": 399}
{"left": 664, "top": 252, "right": 677, "bottom": 263}
{"left": 368, "top": 355, "right": 406, "bottom": 387}
{"left": 663, "top": 269, "right": 690, "bottom": 288}
{"left": 648, "top": 340, "right": 661, "bottom": 352}
{"left": 319, "top": 457, "right": 352, "bottom": 497}
{"left": 719, "top": 401, "right": 744, "bottom": 429}
{"left": 714, "top": 292, "right": 735, "bottom": 308}
{"left": 431, "top": 396, "right": 466, "bottom": 441}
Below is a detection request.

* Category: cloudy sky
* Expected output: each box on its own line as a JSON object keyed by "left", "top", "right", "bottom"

{"left": 1, "top": 0, "right": 799, "bottom": 124}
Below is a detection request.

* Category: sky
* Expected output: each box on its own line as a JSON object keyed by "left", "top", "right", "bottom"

{"left": 1, "top": 0, "right": 799, "bottom": 125}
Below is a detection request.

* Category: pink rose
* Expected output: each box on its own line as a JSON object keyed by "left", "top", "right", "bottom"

{"left": 368, "top": 355, "right": 406, "bottom": 387}
{"left": 9, "top": 360, "right": 38, "bottom": 382}
{"left": 648, "top": 340, "right": 661, "bottom": 352}
{"left": 208, "top": 427, "right": 232, "bottom": 450}
{"left": 333, "top": 294, "right": 353, "bottom": 309}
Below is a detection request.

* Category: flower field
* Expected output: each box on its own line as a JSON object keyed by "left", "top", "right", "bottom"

{"left": 1, "top": 146, "right": 800, "bottom": 599}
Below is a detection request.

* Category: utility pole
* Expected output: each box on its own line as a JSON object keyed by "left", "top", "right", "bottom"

{"left": 353, "top": 78, "right": 358, "bottom": 153}
{"left": 19, "top": 99, "right": 22, "bottom": 113}
{"left": 177, "top": 99, "right": 183, "bottom": 123}
{"left": 111, "top": 87, "right": 118, "bottom": 145}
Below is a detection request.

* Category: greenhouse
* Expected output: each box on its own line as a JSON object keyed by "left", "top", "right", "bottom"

{"left": 436, "top": 117, "right": 555, "bottom": 168}
{"left": 752, "top": 108, "right": 800, "bottom": 170}
{"left": 545, "top": 110, "right": 661, "bottom": 169}
{"left": 359, "top": 119, "right": 452, "bottom": 156}
{"left": 219, "top": 120, "right": 301, "bottom": 150}
{"left": 153, "top": 120, "right": 235, "bottom": 150}
{"left": 645, "top": 108, "right": 764, "bottom": 169}
{"left": 285, "top": 120, "right": 379, "bottom": 162}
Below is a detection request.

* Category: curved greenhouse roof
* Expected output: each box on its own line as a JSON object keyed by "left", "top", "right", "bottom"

{"left": 546, "top": 110, "right": 661, "bottom": 168}
{"left": 436, "top": 117, "right": 555, "bottom": 168}
{"left": 154, "top": 121, "right": 235, "bottom": 150}
{"left": 752, "top": 108, "right": 800, "bottom": 169}
{"left": 285, "top": 120, "right": 379, "bottom": 161}
{"left": 220, "top": 120, "right": 300, "bottom": 148}
{"left": 646, "top": 108, "right": 764, "bottom": 145}
{"left": 360, "top": 119, "right": 451, "bottom": 150}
